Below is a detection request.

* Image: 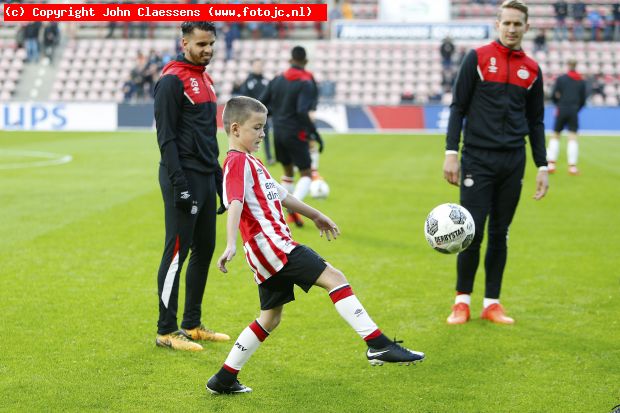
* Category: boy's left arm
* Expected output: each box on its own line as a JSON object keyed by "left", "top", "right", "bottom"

{"left": 282, "top": 195, "right": 340, "bottom": 240}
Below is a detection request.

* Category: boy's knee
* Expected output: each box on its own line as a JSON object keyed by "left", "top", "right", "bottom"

{"left": 332, "top": 267, "right": 347, "bottom": 283}
{"left": 258, "top": 310, "right": 282, "bottom": 332}
{"left": 316, "top": 266, "right": 348, "bottom": 290}
{"left": 264, "top": 316, "right": 280, "bottom": 332}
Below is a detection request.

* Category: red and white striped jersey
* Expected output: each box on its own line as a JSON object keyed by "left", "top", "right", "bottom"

{"left": 222, "top": 150, "right": 298, "bottom": 284}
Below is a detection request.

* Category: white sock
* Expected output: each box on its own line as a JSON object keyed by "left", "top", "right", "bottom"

{"left": 567, "top": 140, "right": 578, "bottom": 166}
{"left": 310, "top": 150, "right": 320, "bottom": 172}
{"left": 455, "top": 294, "right": 471, "bottom": 305}
{"left": 281, "top": 175, "right": 295, "bottom": 194}
{"left": 329, "top": 284, "right": 380, "bottom": 340}
{"left": 547, "top": 138, "right": 560, "bottom": 163}
{"left": 292, "top": 176, "right": 311, "bottom": 202}
{"left": 222, "top": 320, "right": 269, "bottom": 372}
{"left": 483, "top": 298, "right": 500, "bottom": 309}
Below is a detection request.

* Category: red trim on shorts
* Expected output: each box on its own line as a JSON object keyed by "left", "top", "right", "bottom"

{"left": 249, "top": 320, "right": 269, "bottom": 342}
{"left": 329, "top": 285, "right": 354, "bottom": 304}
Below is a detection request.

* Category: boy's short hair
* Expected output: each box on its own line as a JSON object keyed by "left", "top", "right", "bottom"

{"left": 498, "top": 0, "right": 529, "bottom": 22}
{"left": 223, "top": 96, "right": 268, "bottom": 134}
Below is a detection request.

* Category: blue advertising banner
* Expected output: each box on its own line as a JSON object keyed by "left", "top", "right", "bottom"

{"left": 117, "top": 103, "right": 154, "bottom": 128}
{"left": 1, "top": 102, "right": 117, "bottom": 131}
{"left": 3, "top": 102, "right": 619, "bottom": 133}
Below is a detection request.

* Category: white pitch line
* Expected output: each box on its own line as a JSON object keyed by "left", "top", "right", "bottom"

{"left": 0, "top": 150, "right": 73, "bottom": 170}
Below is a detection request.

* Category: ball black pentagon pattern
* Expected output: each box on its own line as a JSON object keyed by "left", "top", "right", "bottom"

{"left": 448, "top": 204, "right": 466, "bottom": 225}
{"left": 426, "top": 216, "right": 439, "bottom": 236}
{"left": 461, "top": 233, "right": 474, "bottom": 250}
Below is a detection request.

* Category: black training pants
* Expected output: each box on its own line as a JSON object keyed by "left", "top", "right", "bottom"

{"left": 456, "top": 146, "right": 526, "bottom": 299}
{"left": 157, "top": 165, "right": 217, "bottom": 335}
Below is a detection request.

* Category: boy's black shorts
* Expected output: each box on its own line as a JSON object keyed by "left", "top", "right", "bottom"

{"left": 274, "top": 132, "right": 311, "bottom": 170}
{"left": 258, "top": 245, "right": 327, "bottom": 310}
{"left": 554, "top": 108, "right": 579, "bottom": 132}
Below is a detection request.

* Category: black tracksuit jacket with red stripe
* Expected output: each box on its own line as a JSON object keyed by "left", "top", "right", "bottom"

{"left": 551, "top": 70, "right": 586, "bottom": 111}
{"left": 260, "top": 65, "right": 318, "bottom": 138}
{"left": 446, "top": 40, "right": 547, "bottom": 167}
{"left": 154, "top": 55, "right": 219, "bottom": 187}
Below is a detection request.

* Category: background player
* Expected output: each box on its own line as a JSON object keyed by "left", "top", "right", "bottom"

{"left": 239, "top": 58, "right": 275, "bottom": 165}
{"left": 260, "top": 46, "right": 322, "bottom": 227}
{"left": 547, "top": 58, "right": 587, "bottom": 175}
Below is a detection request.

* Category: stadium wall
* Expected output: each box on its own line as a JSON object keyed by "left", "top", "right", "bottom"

{"left": 2, "top": 102, "right": 620, "bottom": 133}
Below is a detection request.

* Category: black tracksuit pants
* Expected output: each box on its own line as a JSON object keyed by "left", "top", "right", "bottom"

{"left": 456, "top": 146, "right": 526, "bottom": 299}
{"left": 157, "top": 165, "right": 217, "bottom": 335}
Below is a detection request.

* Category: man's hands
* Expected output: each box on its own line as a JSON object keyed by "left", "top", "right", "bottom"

{"left": 174, "top": 185, "right": 196, "bottom": 213}
{"left": 215, "top": 165, "right": 226, "bottom": 214}
{"left": 309, "top": 131, "right": 324, "bottom": 153}
{"left": 533, "top": 169, "right": 549, "bottom": 200}
{"left": 312, "top": 213, "right": 340, "bottom": 241}
{"left": 216, "top": 245, "right": 236, "bottom": 273}
{"left": 443, "top": 153, "right": 460, "bottom": 186}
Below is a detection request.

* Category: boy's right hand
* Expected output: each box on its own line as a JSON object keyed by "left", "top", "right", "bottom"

{"left": 217, "top": 245, "right": 237, "bottom": 273}
{"left": 313, "top": 213, "right": 340, "bottom": 241}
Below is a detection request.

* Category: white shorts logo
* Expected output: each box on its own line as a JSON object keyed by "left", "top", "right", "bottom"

{"left": 464, "top": 178, "right": 474, "bottom": 187}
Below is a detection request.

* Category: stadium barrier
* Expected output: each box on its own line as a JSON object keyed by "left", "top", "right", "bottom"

{"left": 2, "top": 102, "right": 620, "bottom": 133}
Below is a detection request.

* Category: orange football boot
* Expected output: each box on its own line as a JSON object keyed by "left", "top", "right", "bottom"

{"left": 568, "top": 165, "right": 580, "bottom": 176}
{"left": 547, "top": 161, "right": 556, "bottom": 174}
{"left": 481, "top": 303, "right": 514, "bottom": 324}
{"left": 446, "top": 303, "right": 471, "bottom": 325}
{"left": 183, "top": 324, "right": 230, "bottom": 342}
{"left": 287, "top": 212, "right": 304, "bottom": 227}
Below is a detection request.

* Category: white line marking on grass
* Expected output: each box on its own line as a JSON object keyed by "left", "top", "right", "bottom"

{"left": 0, "top": 150, "right": 73, "bottom": 170}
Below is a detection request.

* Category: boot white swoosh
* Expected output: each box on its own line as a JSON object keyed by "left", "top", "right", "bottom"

{"left": 367, "top": 349, "right": 389, "bottom": 357}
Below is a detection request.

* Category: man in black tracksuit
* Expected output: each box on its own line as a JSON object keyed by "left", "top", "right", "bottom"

{"left": 239, "top": 59, "right": 274, "bottom": 164}
{"left": 260, "top": 46, "right": 322, "bottom": 227}
{"left": 443, "top": 0, "right": 549, "bottom": 325}
{"left": 154, "top": 21, "right": 229, "bottom": 351}
{"left": 546, "top": 58, "right": 587, "bottom": 175}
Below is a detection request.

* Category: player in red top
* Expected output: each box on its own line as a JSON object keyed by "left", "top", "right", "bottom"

{"left": 205, "top": 96, "right": 425, "bottom": 395}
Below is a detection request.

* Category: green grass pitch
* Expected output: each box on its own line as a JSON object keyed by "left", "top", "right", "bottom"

{"left": 0, "top": 130, "right": 618, "bottom": 412}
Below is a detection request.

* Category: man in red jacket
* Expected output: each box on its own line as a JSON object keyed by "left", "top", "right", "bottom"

{"left": 443, "top": 0, "right": 549, "bottom": 325}
{"left": 153, "top": 21, "right": 229, "bottom": 351}
{"left": 260, "top": 46, "right": 322, "bottom": 228}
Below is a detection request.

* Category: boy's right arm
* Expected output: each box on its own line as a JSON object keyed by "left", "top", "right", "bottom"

{"left": 282, "top": 195, "right": 340, "bottom": 241}
{"left": 216, "top": 200, "right": 243, "bottom": 273}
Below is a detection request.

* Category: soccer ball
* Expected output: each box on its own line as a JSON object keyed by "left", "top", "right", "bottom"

{"left": 424, "top": 203, "right": 475, "bottom": 254}
{"left": 309, "top": 179, "right": 330, "bottom": 199}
